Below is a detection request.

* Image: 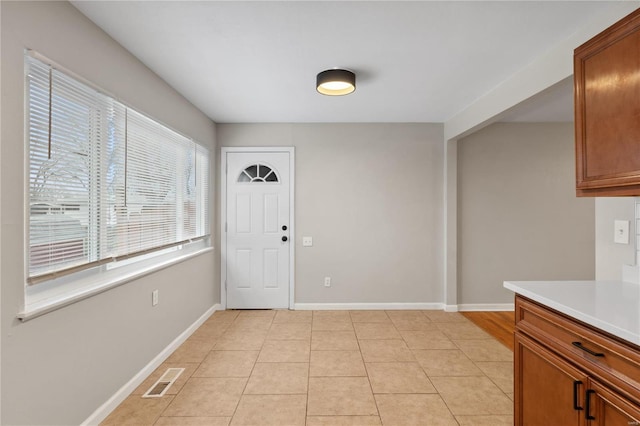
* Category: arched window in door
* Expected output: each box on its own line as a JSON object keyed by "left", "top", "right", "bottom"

{"left": 237, "top": 164, "right": 279, "bottom": 183}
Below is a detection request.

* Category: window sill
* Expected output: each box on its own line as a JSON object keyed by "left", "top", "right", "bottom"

{"left": 18, "top": 246, "right": 214, "bottom": 322}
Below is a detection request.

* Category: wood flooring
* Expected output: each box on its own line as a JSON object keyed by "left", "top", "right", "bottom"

{"left": 461, "top": 311, "right": 515, "bottom": 351}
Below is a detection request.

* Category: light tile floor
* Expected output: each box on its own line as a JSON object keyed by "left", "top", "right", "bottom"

{"left": 101, "top": 310, "right": 514, "bottom": 426}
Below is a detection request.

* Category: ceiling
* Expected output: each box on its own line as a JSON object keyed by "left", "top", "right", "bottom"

{"left": 71, "top": 1, "right": 614, "bottom": 124}
{"left": 499, "top": 76, "right": 574, "bottom": 123}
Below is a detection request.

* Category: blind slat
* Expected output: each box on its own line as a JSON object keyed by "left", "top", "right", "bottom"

{"left": 26, "top": 55, "right": 210, "bottom": 282}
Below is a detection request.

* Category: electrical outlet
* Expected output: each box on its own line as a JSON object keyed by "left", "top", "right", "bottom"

{"left": 614, "top": 220, "right": 630, "bottom": 244}
{"left": 152, "top": 289, "right": 159, "bottom": 306}
{"left": 303, "top": 237, "right": 313, "bottom": 247}
{"left": 324, "top": 277, "right": 331, "bottom": 287}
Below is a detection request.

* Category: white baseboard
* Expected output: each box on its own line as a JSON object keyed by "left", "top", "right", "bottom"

{"left": 293, "top": 302, "right": 514, "bottom": 312}
{"left": 294, "top": 302, "right": 445, "bottom": 310}
{"left": 457, "top": 303, "right": 515, "bottom": 312}
{"left": 82, "top": 303, "right": 222, "bottom": 426}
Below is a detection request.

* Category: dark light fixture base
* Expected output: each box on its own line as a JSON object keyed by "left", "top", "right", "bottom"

{"left": 316, "top": 69, "right": 356, "bottom": 96}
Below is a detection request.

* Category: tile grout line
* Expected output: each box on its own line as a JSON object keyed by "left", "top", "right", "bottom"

{"left": 106, "top": 309, "right": 514, "bottom": 425}
{"left": 356, "top": 311, "right": 390, "bottom": 420}
{"left": 428, "top": 318, "right": 513, "bottom": 422}
{"left": 153, "top": 314, "right": 233, "bottom": 424}
{"left": 229, "top": 311, "right": 275, "bottom": 423}
{"left": 305, "top": 312, "right": 315, "bottom": 426}
{"left": 415, "top": 310, "right": 470, "bottom": 426}
{"left": 418, "top": 348, "right": 462, "bottom": 426}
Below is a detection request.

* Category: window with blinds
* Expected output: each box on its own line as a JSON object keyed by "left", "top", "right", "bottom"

{"left": 26, "top": 54, "right": 210, "bottom": 284}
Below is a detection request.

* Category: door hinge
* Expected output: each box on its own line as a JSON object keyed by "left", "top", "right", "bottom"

{"left": 225, "top": 280, "right": 227, "bottom": 290}
{"left": 225, "top": 222, "right": 227, "bottom": 232}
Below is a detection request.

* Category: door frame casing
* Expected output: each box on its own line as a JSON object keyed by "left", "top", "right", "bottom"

{"left": 220, "top": 146, "right": 295, "bottom": 310}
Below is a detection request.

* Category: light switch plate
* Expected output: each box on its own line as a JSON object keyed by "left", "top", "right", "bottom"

{"left": 302, "top": 237, "right": 313, "bottom": 247}
{"left": 614, "top": 220, "right": 630, "bottom": 244}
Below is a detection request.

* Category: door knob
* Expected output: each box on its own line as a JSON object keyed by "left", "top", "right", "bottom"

{"left": 282, "top": 225, "right": 288, "bottom": 231}
{"left": 282, "top": 236, "right": 288, "bottom": 242}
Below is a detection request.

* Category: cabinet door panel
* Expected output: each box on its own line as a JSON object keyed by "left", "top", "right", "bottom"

{"left": 516, "top": 332, "right": 587, "bottom": 426}
{"left": 587, "top": 379, "right": 640, "bottom": 426}
{"left": 574, "top": 8, "right": 640, "bottom": 196}
{"left": 581, "top": 28, "right": 640, "bottom": 180}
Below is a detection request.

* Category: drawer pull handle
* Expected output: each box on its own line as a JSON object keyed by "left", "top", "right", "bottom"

{"left": 572, "top": 341, "right": 604, "bottom": 357}
{"left": 573, "top": 381, "right": 583, "bottom": 410}
{"left": 585, "top": 389, "right": 596, "bottom": 420}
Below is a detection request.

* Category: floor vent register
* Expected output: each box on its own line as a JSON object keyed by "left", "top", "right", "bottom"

{"left": 142, "top": 368, "right": 185, "bottom": 398}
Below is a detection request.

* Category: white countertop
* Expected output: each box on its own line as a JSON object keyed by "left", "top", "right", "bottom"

{"left": 504, "top": 280, "right": 640, "bottom": 346}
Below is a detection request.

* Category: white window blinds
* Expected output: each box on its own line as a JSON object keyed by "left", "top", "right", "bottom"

{"left": 26, "top": 54, "right": 210, "bottom": 284}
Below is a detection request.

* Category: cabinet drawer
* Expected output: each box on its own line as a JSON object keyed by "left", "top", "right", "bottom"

{"left": 516, "top": 296, "right": 640, "bottom": 405}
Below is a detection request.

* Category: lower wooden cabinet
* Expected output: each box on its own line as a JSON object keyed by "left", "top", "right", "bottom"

{"left": 516, "top": 333, "right": 587, "bottom": 425}
{"left": 587, "top": 379, "right": 640, "bottom": 426}
{"left": 514, "top": 296, "right": 640, "bottom": 426}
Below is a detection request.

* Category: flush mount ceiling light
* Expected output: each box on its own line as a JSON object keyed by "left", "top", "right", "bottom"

{"left": 316, "top": 69, "right": 356, "bottom": 96}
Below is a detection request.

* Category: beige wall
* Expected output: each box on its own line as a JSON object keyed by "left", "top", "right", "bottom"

{"left": 217, "top": 123, "right": 444, "bottom": 304}
{"left": 1, "top": 2, "right": 217, "bottom": 424}
{"left": 595, "top": 197, "right": 636, "bottom": 281}
{"left": 457, "top": 123, "right": 595, "bottom": 305}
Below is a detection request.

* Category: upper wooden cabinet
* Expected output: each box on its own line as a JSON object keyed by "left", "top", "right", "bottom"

{"left": 575, "top": 8, "right": 640, "bottom": 196}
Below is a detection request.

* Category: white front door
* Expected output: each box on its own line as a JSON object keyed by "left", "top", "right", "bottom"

{"left": 224, "top": 150, "right": 292, "bottom": 309}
